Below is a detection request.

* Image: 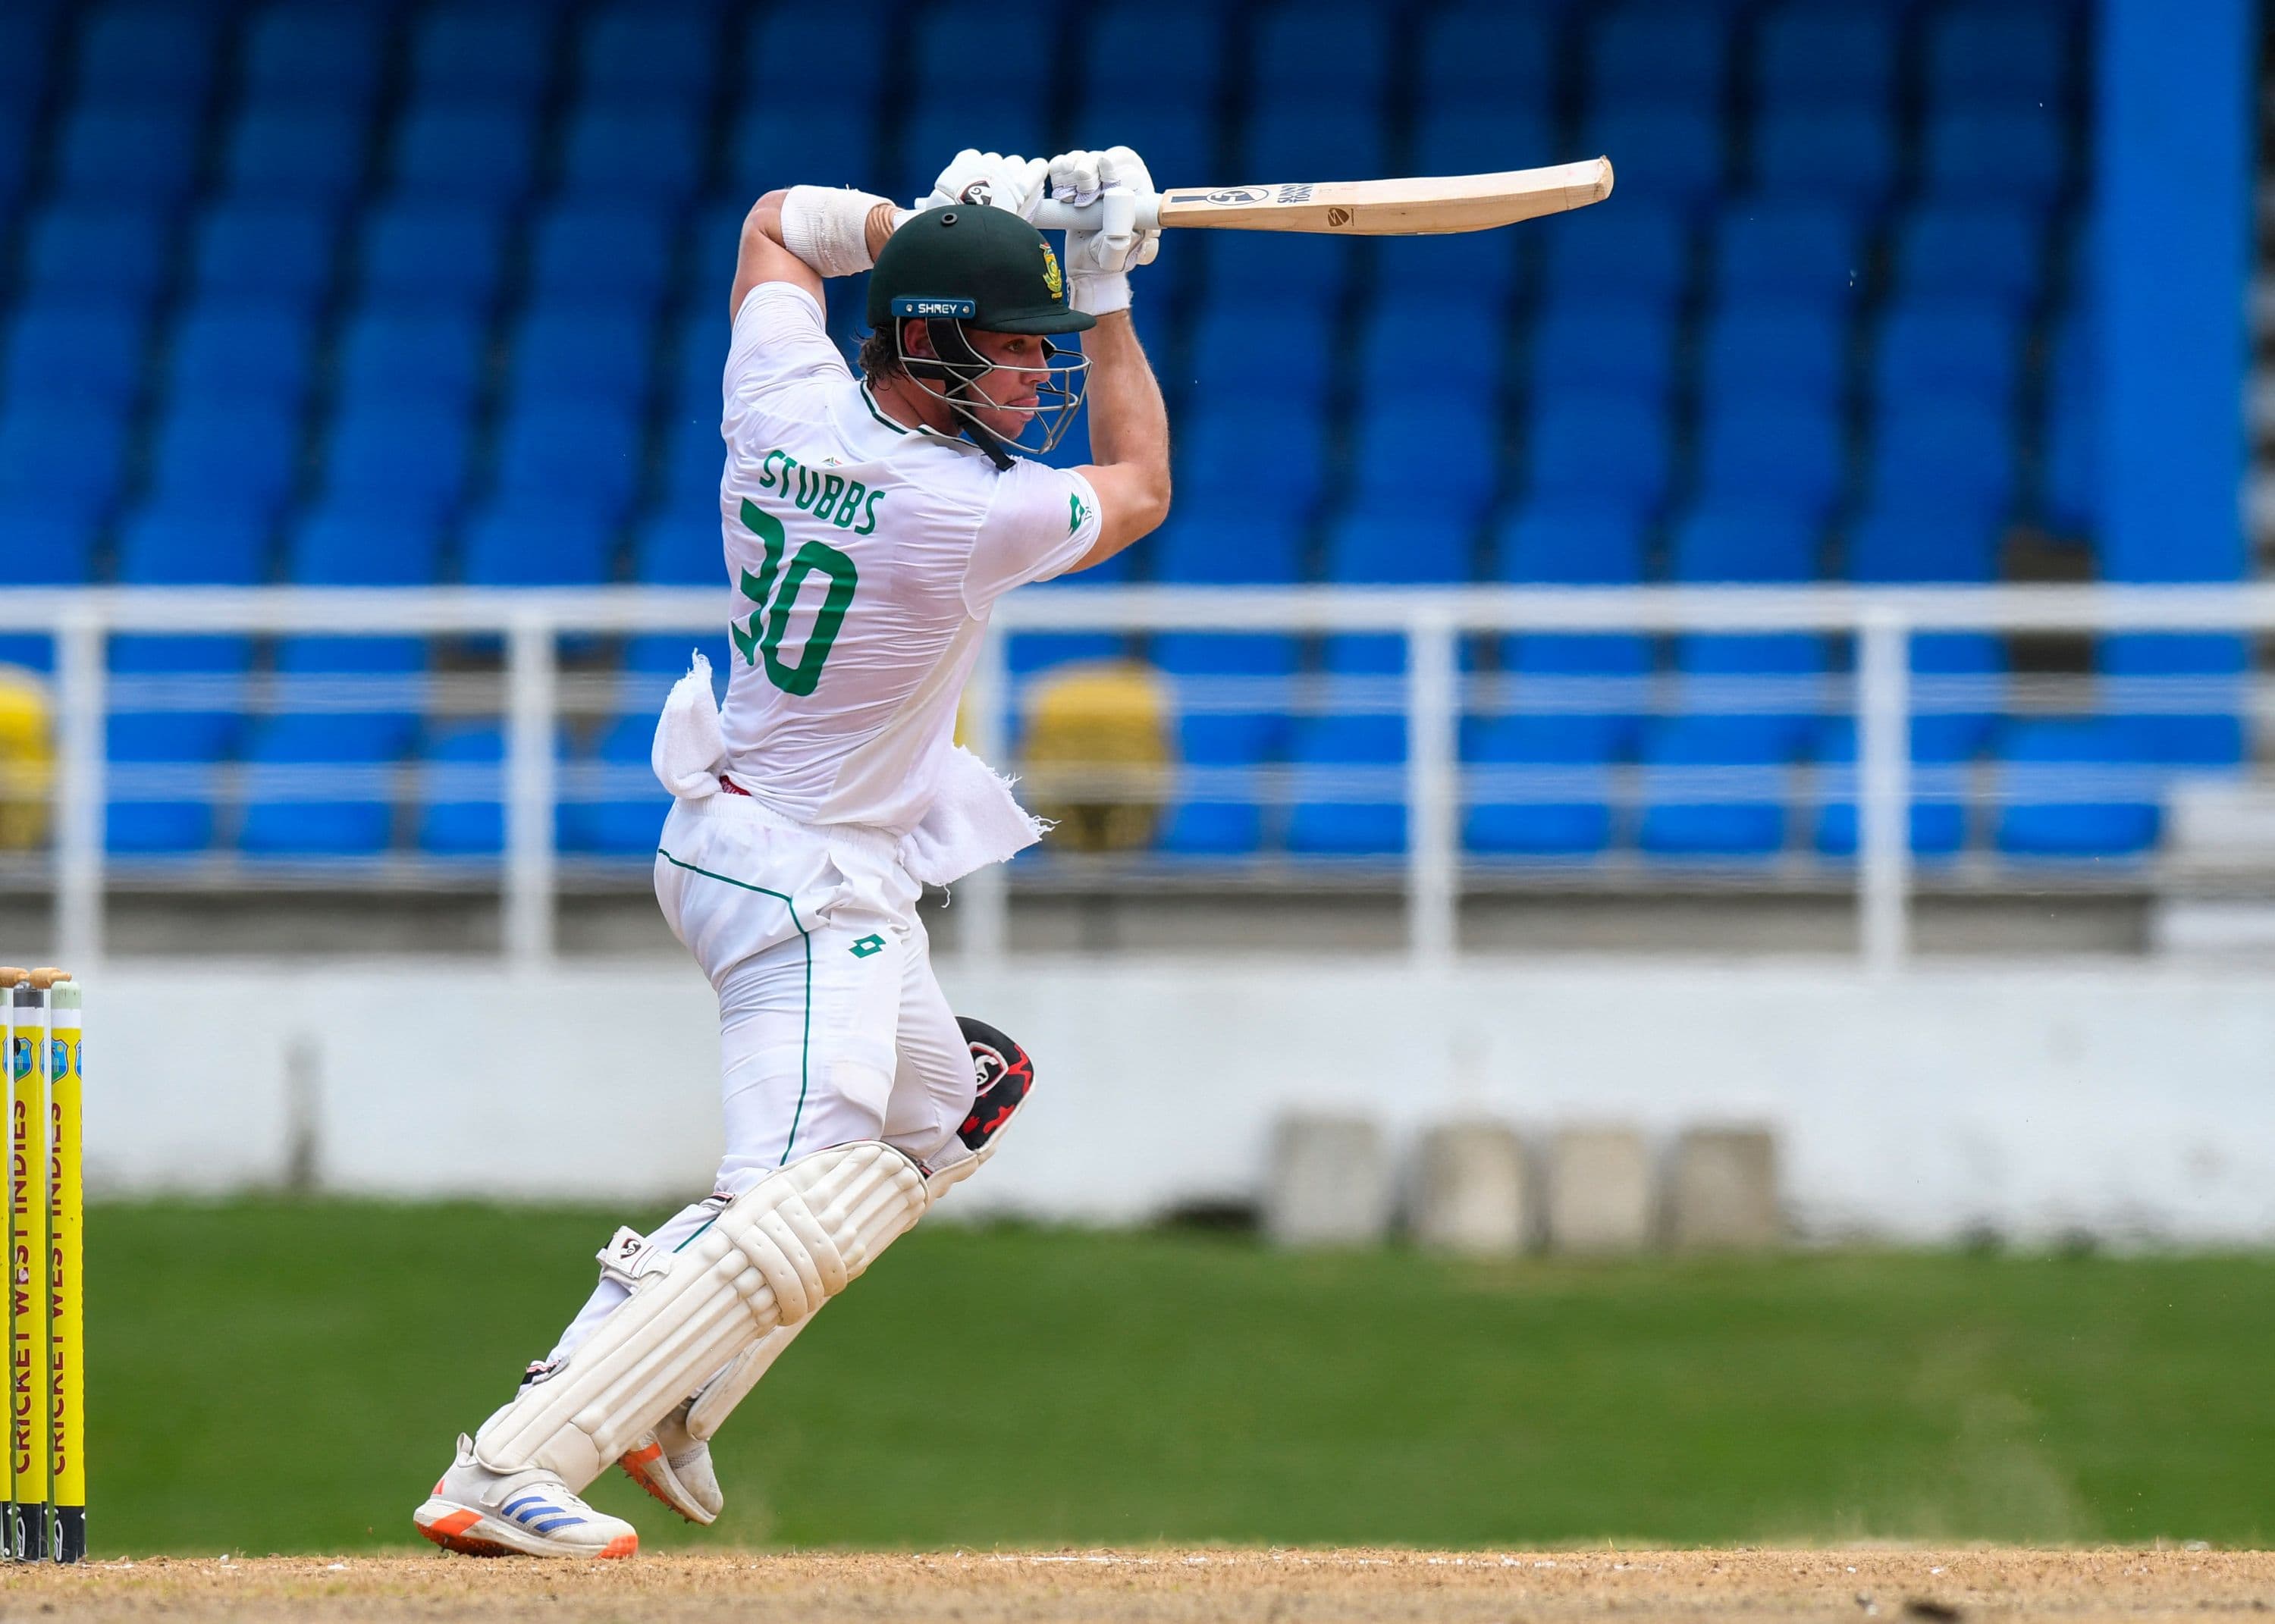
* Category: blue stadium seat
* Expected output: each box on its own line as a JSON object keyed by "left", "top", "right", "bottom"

{"left": 115, "top": 503, "right": 271, "bottom": 585}
{"left": 1348, "top": 392, "right": 1498, "bottom": 520}
{"left": 0, "top": 504, "right": 100, "bottom": 585}
{"left": 1873, "top": 298, "right": 2020, "bottom": 406}
{"left": 528, "top": 204, "right": 673, "bottom": 307}
{"left": 54, "top": 102, "right": 199, "bottom": 205}
{"left": 1530, "top": 296, "right": 1676, "bottom": 400}
{"left": 1994, "top": 720, "right": 2157, "bottom": 858}
{"left": 1926, "top": 3, "right": 2073, "bottom": 111}
{"left": 655, "top": 413, "right": 724, "bottom": 514}
{"left": 1422, "top": 2, "right": 1558, "bottom": 108}
{"left": 320, "top": 403, "right": 473, "bottom": 519}
{"left": 1669, "top": 506, "right": 1817, "bottom": 583}
{"left": 287, "top": 501, "right": 445, "bottom": 585}
{"left": 1700, "top": 303, "right": 1845, "bottom": 407}
{"left": 1082, "top": 2, "right": 1224, "bottom": 105}
{"left": 1197, "top": 237, "right": 1356, "bottom": 311}
{"left": 0, "top": 7, "right": 58, "bottom": 108}
{"left": 0, "top": 403, "right": 127, "bottom": 525}
{"left": 107, "top": 634, "right": 256, "bottom": 854}
{"left": 1693, "top": 404, "right": 1845, "bottom": 520}
{"left": 461, "top": 502, "right": 615, "bottom": 588}
{"left": 406, "top": 2, "right": 559, "bottom": 108}
{"left": 145, "top": 401, "right": 301, "bottom": 517}
{"left": 1243, "top": 107, "right": 1388, "bottom": 190}
{"left": 1894, "top": 205, "right": 2044, "bottom": 307}
{"left": 1413, "top": 105, "right": 1557, "bottom": 180}
{"left": 1636, "top": 714, "right": 1800, "bottom": 859}
{"left": 2103, "top": 634, "right": 2246, "bottom": 769}
{"left": 168, "top": 303, "right": 314, "bottom": 406}
{"left": 337, "top": 308, "right": 485, "bottom": 410}
{"left": 1811, "top": 714, "right": 1976, "bottom": 861}
{"left": 1285, "top": 714, "right": 1407, "bottom": 857}
{"left": 506, "top": 303, "right": 655, "bottom": 407}
{"left": 1153, "top": 516, "right": 1304, "bottom": 585}
{"left": 1179, "top": 402, "right": 1324, "bottom": 512}
{"left": 1589, "top": 0, "right": 1732, "bottom": 111}
{"left": 1756, "top": 1, "right": 1900, "bottom": 111}
{"left": 1866, "top": 396, "right": 2016, "bottom": 517}
{"left": 910, "top": 0, "right": 1053, "bottom": 86}
{"left": 22, "top": 204, "right": 170, "bottom": 308}
{"left": 559, "top": 104, "right": 702, "bottom": 205}
{"left": 1187, "top": 299, "right": 1336, "bottom": 398}
{"left": 4, "top": 301, "right": 147, "bottom": 409}
{"left": 633, "top": 511, "right": 723, "bottom": 587}
{"left": 1372, "top": 234, "right": 1522, "bottom": 302}
{"left": 1358, "top": 292, "right": 1502, "bottom": 396}
{"left": 1526, "top": 392, "right": 1671, "bottom": 514}
{"left": 1322, "top": 506, "right": 1471, "bottom": 585}
{"left": 190, "top": 203, "right": 337, "bottom": 309}
{"left": 0, "top": 95, "right": 32, "bottom": 220}
{"left": 578, "top": 3, "right": 719, "bottom": 105}
{"left": 561, "top": 715, "right": 670, "bottom": 857}
{"left": 240, "top": 2, "right": 390, "bottom": 108}
{"left": 221, "top": 103, "right": 369, "bottom": 203}
{"left": 1539, "top": 202, "right": 1689, "bottom": 305}
{"left": 390, "top": 103, "right": 538, "bottom": 204}
{"left": 1581, "top": 105, "right": 1724, "bottom": 210}
{"left": 1253, "top": 1, "right": 1390, "bottom": 105}
{"left": 489, "top": 403, "right": 643, "bottom": 522}
{"left": 1712, "top": 203, "right": 1863, "bottom": 306}
{"left": 359, "top": 203, "right": 506, "bottom": 309}
{"left": 727, "top": 103, "right": 877, "bottom": 198}
{"left": 416, "top": 722, "right": 506, "bottom": 857}
{"left": 742, "top": 0, "right": 886, "bottom": 99}
{"left": 74, "top": 0, "right": 219, "bottom": 108}
{"left": 1492, "top": 501, "right": 1649, "bottom": 584}
{"left": 1464, "top": 705, "right": 1624, "bottom": 859}
{"left": 1845, "top": 500, "right": 2002, "bottom": 584}
{"left": 1751, "top": 108, "right": 1897, "bottom": 208}
{"left": 1924, "top": 107, "right": 2067, "bottom": 208}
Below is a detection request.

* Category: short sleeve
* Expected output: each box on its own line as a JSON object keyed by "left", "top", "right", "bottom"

{"left": 962, "top": 460, "right": 1105, "bottom": 612}
{"left": 723, "top": 283, "right": 852, "bottom": 419}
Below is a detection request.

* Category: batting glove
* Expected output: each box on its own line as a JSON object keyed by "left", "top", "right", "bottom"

{"left": 922, "top": 149, "right": 1050, "bottom": 219}
{"left": 1047, "top": 146, "right": 1159, "bottom": 315}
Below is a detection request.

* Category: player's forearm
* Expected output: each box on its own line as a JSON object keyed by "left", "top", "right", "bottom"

{"left": 750, "top": 188, "right": 904, "bottom": 274}
{"left": 1083, "top": 313, "right": 1170, "bottom": 518}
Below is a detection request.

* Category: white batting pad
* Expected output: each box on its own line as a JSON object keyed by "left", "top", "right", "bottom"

{"left": 475, "top": 1141, "right": 929, "bottom": 1485}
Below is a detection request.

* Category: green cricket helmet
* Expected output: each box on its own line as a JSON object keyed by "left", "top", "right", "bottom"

{"left": 865, "top": 205, "right": 1094, "bottom": 466}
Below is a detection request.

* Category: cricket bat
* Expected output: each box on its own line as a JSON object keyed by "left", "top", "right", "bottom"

{"left": 1026, "top": 158, "right": 1614, "bottom": 237}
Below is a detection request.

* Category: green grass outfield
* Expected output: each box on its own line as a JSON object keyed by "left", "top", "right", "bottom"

{"left": 86, "top": 1201, "right": 2275, "bottom": 1554}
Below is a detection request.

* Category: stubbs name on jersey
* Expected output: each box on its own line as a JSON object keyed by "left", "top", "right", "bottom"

{"left": 754, "top": 446, "right": 887, "bottom": 535}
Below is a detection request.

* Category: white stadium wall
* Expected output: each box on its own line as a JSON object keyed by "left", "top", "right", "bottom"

{"left": 74, "top": 956, "right": 2275, "bottom": 1246}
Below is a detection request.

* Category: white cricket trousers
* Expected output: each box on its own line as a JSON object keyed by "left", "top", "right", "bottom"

{"left": 545, "top": 790, "right": 977, "bottom": 1365}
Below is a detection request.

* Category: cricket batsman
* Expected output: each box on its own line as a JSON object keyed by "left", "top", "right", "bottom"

{"left": 412, "top": 146, "right": 1169, "bottom": 1558}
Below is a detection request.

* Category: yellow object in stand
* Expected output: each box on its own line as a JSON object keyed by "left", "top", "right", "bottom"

{"left": 1018, "top": 662, "right": 1174, "bottom": 854}
{"left": 0, "top": 669, "right": 52, "bottom": 852}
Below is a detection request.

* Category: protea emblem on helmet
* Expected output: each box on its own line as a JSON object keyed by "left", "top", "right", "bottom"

{"left": 1040, "top": 243, "right": 1063, "bottom": 299}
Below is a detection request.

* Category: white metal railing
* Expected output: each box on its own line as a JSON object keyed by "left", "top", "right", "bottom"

{"left": 0, "top": 582, "right": 2268, "bottom": 971}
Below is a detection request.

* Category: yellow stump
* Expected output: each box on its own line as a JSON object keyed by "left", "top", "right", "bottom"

{"left": 43, "top": 974, "right": 82, "bottom": 1563}
{"left": 0, "top": 968, "right": 15, "bottom": 1552}
{"left": 7, "top": 974, "right": 49, "bottom": 1558}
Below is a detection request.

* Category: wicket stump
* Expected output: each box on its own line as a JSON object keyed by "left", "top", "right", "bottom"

{"left": 1, "top": 967, "right": 84, "bottom": 1564}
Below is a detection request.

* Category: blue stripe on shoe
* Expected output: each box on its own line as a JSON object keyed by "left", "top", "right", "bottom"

{"left": 529, "top": 1513, "right": 588, "bottom": 1533}
{"left": 500, "top": 1494, "right": 550, "bottom": 1519}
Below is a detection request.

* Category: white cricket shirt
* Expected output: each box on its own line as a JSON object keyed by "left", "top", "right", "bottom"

{"left": 708, "top": 281, "right": 1103, "bottom": 835}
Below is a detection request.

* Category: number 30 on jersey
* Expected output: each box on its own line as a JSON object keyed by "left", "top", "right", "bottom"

{"left": 731, "top": 499, "right": 860, "bottom": 698}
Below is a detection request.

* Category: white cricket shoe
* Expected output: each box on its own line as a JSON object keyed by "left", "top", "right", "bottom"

{"left": 414, "top": 1433, "right": 639, "bottom": 1559}
{"left": 618, "top": 1400, "right": 722, "bottom": 1525}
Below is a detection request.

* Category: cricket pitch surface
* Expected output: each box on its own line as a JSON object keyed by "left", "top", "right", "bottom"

{"left": 2, "top": 1548, "right": 2267, "bottom": 1622}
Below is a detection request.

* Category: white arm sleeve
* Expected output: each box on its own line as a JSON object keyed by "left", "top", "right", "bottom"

{"left": 962, "top": 461, "right": 1106, "bottom": 613}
